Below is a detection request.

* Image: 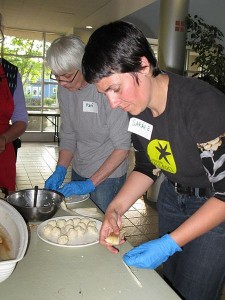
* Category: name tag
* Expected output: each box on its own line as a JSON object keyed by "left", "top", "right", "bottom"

{"left": 83, "top": 101, "right": 98, "bottom": 113}
{"left": 128, "top": 117, "right": 153, "bottom": 140}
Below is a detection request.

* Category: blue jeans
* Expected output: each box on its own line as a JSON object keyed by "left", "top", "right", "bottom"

{"left": 157, "top": 178, "right": 225, "bottom": 300}
{"left": 71, "top": 169, "right": 126, "bottom": 213}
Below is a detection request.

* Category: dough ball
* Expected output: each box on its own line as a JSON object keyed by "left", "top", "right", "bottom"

{"left": 75, "top": 225, "right": 86, "bottom": 237}
{"left": 73, "top": 218, "right": 81, "bottom": 226}
{"left": 65, "top": 224, "right": 74, "bottom": 233}
{"left": 67, "top": 228, "right": 78, "bottom": 239}
{"left": 51, "top": 227, "right": 61, "bottom": 238}
{"left": 43, "top": 224, "right": 53, "bottom": 236}
{"left": 105, "top": 233, "right": 120, "bottom": 245}
{"left": 65, "top": 219, "right": 74, "bottom": 226}
{"left": 87, "top": 225, "right": 98, "bottom": 235}
{"left": 78, "top": 222, "right": 87, "bottom": 230}
{"left": 56, "top": 219, "right": 66, "bottom": 228}
{"left": 47, "top": 220, "right": 57, "bottom": 227}
{"left": 58, "top": 235, "right": 69, "bottom": 245}
{"left": 88, "top": 221, "right": 97, "bottom": 227}
{"left": 80, "top": 217, "right": 90, "bottom": 225}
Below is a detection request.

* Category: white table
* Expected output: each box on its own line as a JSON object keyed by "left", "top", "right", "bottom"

{"left": 28, "top": 111, "right": 60, "bottom": 144}
{"left": 0, "top": 200, "right": 180, "bottom": 300}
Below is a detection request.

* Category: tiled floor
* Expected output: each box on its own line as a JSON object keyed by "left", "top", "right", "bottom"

{"left": 15, "top": 142, "right": 225, "bottom": 299}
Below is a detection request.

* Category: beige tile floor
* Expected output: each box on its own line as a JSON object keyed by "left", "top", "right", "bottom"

{"left": 15, "top": 142, "right": 225, "bottom": 299}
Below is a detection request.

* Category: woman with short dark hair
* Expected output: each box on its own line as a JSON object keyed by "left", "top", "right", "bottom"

{"left": 82, "top": 21, "right": 225, "bottom": 300}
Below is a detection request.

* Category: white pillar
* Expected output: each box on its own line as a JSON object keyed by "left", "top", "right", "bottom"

{"left": 158, "top": 0, "right": 189, "bottom": 75}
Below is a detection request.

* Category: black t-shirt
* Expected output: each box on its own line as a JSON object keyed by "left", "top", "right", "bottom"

{"left": 130, "top": 72, "right": 225, "bottom": 201}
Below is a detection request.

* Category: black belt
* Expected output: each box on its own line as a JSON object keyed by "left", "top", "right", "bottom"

{"left": 169, "top": 180, "right": 211, "bottom": 197}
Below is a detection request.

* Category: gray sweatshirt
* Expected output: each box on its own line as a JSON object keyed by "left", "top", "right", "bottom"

{"left": 58, "top": 83, "right": 131, "bottom": 178}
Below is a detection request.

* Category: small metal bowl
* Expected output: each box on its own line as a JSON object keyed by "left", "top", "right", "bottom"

{"left": 6, "top": 188, "right": 64, "bottom": 222}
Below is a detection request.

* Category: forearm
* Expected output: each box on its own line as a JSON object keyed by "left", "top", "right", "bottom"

{"left": 106, "top": 171, "right": 154, "bottom": 216}
{"left": 57, "top": 149, "right": 74, "bottom": 168}
{"left": 90, "top": 149, "right": 129, "bottom": 186}
{"left": 170, "top": 197, "right": 225, "bottom": 247}
{"left": 2, "top": 121, "right": 27, "bottom": 143}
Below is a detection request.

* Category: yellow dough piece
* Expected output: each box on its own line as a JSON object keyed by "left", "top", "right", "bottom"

{"left": 105, "top": 230, "right": 125, "bottom": 246}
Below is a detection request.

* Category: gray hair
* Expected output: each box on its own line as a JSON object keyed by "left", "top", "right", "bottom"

{"left": 46, "top": 35, "right": 85, "bottom": 75}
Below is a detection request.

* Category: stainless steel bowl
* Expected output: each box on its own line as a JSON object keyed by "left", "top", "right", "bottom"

{"left": 6, "top": 188, "right": 64, "bottom": 222}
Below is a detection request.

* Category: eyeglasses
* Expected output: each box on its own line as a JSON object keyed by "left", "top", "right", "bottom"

{"left": 50, "top": 70, "right": 79, "bottom": 83}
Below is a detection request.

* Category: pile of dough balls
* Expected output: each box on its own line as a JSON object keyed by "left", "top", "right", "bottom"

{"left": 42, "top": 217, "right": 98, "bottom": 245}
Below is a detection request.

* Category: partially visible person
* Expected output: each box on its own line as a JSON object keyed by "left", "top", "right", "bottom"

{"left": 44, "top": 35, "right": 131, "bottom": 212}
{"left": 82, "top": 21, "right": 225, "bottom": 300}
{"left": 0, "top": 13, "right": 28, "bottom": 195}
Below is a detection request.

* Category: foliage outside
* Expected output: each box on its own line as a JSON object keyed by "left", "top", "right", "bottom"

{"left": 2, "top": 36, "right": 58, "bottom": 131}
{"left": 186, "top": 14, "right": 225, "bottom": 93}
{"left": 3, "top": 36, "right": 57, "bottom": 108}
{"left": 3, "top": 36, "right": 45, "bottom": 85}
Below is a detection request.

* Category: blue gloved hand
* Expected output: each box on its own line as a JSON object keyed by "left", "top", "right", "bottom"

{"left": 57, "top": 179, "right": 95, "bottom": 197}
{"left": 44, "top": 165, "right": 67, "bottom": 190}
{"left": 123, "top": 234, "right": 182, "bottom": 269}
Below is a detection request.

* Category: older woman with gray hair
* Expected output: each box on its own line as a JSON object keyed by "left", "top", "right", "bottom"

{"left": 44, "top": 35, "right": 131, "bottom": 212}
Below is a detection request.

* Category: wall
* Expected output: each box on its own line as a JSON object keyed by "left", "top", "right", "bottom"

{"left": 122, "top": 0, "right": 225, "bottom": 47}
{"left": 189, "top": 0, "right": 225, "bottom": 38}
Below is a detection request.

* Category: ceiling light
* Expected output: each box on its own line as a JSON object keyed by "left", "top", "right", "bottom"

{"left": 86, "top": 25, "right": 93, "bottom": 29}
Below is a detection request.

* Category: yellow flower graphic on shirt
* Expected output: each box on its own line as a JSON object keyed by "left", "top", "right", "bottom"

{"left": 147, "top": 139, "right": 177, "bottom": 174}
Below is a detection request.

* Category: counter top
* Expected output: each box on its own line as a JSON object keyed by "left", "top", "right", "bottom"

{"left": 0, "top": 200, "right": 180, "bottom": 300}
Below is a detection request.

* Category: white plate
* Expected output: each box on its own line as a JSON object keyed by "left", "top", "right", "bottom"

{"left": 65, "top": 194, "right": 89, "bottom": 205}
{"left": 37, "top": 216, "right": 101, "bottom": 248}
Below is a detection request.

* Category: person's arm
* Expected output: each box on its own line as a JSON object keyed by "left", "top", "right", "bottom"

{"left": 0, "top": 72, "right": 28, "bottom": 153}
{"left": 90, "top": 149, "right": 129, "bottom": 186}
{"left": 45, "top": 87, "right": 78, "bottom": 190}
{"left": 90, "top": 103, "right": 131, "bottom": 186}
{"left": 1, "top": 121, "right": 27, "bottom": 144}
{"left": 57, "top": 149, "right": 74, "bottom": 168}
{"left": 11, "top": 73, "right": 28, "bottom": 125}
{"left": 171, "top": 134, "right": 225, "bottom": 246}
{"left": 99, "top": 171, "right": 154, "bottom": 253}
{"left": 0, "top": 121, "right": 27, "bottom": 153}
{"left": 170, "top": 197, "right": 225, "bottom": 247}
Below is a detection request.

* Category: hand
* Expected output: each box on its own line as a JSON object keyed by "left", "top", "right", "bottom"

{"left": 99, "top": 208, "right": 124, "bottom": 254}
{"left": 57, "top": 179, "right": 95, "bottom": 197}
{"left": 123, "top": 234, "right": 182, "bottom": 269}
{"left": 45, "top": 165, "right": 67, "bottom": 190}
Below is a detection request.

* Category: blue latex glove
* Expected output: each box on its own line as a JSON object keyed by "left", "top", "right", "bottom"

{"left": 123, "top": 234, "right": 182, "bottom": 269}
{"left": 57, "top": 179, "right": 95, "bottom": 197}
{"left": 44, "top": 165, "right": 67, "bottom": 190}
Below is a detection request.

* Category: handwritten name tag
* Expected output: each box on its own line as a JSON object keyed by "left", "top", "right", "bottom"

{"left": 128, "top": 117, "right": 153, "bottom": 140}
{"left": 83, "top": 101, "right": 98, "bottom": 113}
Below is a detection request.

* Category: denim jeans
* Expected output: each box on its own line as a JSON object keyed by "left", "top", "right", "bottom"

{"left": 71, "top": 169, "right": 126, "bottom": 213}
{"left": 157, "top": 178, "right": 225, "bottom": 300}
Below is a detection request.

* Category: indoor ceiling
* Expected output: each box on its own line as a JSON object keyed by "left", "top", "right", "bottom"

{"left": 0, "top": 0, "right": 156, "bottom": 34}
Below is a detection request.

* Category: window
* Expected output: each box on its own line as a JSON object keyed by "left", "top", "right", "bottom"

{"left": 2, "top": 28, "right": 61, "bottom": 132}
{"left": 146, "top": 38, "right": 200, "bottom": 77}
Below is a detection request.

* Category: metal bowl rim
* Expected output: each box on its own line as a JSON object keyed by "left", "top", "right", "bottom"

{"left": 6, "top": 188, "right": 65, "bottom": 208}
{"left": 8, "top": 188, "right": 64, "bottom": 197}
